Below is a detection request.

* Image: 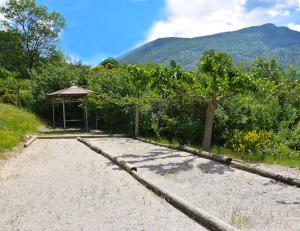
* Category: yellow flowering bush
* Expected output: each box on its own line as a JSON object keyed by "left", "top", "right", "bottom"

{"left": 230, "top": 130, "right": 272, "bottom": 154}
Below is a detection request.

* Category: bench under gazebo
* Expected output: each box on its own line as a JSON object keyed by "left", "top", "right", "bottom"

{"left": 47, "top": 85, "right": 93, "bottom": 132}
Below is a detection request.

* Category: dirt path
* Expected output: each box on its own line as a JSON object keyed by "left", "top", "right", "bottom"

{"left": 88, "top": 138, "right": 300, "bottom": 231}
{"left": 0, "top": 139, "right": 204, "bottom": 231}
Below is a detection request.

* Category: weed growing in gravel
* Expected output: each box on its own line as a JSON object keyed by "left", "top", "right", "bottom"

{"left": 163, "top": 172, "right": 180, "bottom": 182}
{"left": 229, "top": 209, "right": 250, "bottom": 229}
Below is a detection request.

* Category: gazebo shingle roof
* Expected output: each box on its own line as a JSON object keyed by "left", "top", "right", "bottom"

{"left": 47, "top": 86, "right": 92, "bottom": 98}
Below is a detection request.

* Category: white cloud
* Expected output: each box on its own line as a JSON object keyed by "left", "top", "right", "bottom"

{"left": 267, "top": 3, "right": 291, "bottom": 16}
{"left": 145, "top": 0, "right": 300, "bottom": 41}
{"left": 288, "top": 22, "right": 300, "bottom": 31}
{"left": 0, "top": 0, "right": 6, "bottom": 21}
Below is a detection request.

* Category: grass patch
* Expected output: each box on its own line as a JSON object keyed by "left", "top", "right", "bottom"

{"left": 211, "top": 145, "right": 265, "bottom": 162}
{"left": 144, "top": 136, "right": 180, "bottom": 147}
{"left": 0, "top": 103, "right": 43, "bottom": 156}
{"left": 211, "top": 145, "right": 300, "bottom": 168}
{"left": 144, "top": 136, "right": 300, "bottom": 169}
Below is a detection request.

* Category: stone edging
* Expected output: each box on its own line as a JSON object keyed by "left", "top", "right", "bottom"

{"left": 77, "top": 137, "right": 239, "bottom": 231}
{"left": 136, "top": 138, "right": 300, "bottom": 188}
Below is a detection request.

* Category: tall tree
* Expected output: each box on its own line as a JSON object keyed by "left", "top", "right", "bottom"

{"left": 251, "top": 57, "right": 284, "bottom": 83}
{"left": 1, "top": 0, "right": 65, "bottom": 74}
{"left": 100, "top": 58, "right": 119, "bottom": 70}
{"left": 0, "top": 68, "right": 25, "bottom": 106}
{"left": 178, "top": 50, "right": 254, "bottom": 150}
{"left": 0, "top": 31, "right": 24, "bottom": 73}
{"left": 126, "top": 64, "right": 154, "bottom": 137}
{"left": 89, "top": 64, "right": 156, "bottom": 137}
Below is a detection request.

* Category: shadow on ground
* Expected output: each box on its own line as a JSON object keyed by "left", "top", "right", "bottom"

{"left": 105, "top": 147, "right": 235, "bottom": 176}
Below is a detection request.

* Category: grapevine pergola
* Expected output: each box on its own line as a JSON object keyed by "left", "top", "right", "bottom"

{"left": 47, "top": 86, "right": 93, "bottom": 132}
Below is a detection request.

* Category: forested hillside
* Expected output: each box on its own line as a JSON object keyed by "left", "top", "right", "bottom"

{"left": 120, "top": 24, "right": 300, "bottom": 69}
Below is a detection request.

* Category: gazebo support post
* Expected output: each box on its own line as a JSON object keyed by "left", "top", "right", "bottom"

{"left": 63, "top": 98, "right": 66, "bottom": 132}
{"left": 52, "top": 98, "right": 55, "bottom": 129}
{"left": 47, "top": 86, "right": 92, "bottom": 133}
{"left": 95, "top": 110, "right": 98, "bottom": 129}
{"left": 85, "top": 97, "right": 88, "bottom": 132}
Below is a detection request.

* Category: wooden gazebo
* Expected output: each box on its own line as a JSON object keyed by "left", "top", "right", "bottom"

{"left": 47, "top": 86, "right": 93, "bottom": 132}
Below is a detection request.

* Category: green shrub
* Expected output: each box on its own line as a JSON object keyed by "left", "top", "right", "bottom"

{"left": 229, "top": 129, "right": 272, "bottom": 154}
{"left": 215, "top": 94, "right": 281, "bottom": 141}
{"left": 270, "top": 123, "right": 300, "bottom": 159}
{"left": 271, "top": 143, "right": 299, "bottom": 159}
{"left": 289, "top": 122, "right": 300, "bottom": 150}
{"left": 0, "top": 93, "right": 17, "bottom": 105}
{"left": 228, "top": 128, "right": 300, "bottom": 161}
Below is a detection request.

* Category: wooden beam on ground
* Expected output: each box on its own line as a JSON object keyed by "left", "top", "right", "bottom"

{"left": 77, "top": 137, "right": 238, "bottom": 231}
{"left": 136, "top": 137, "right": 300, "bottom": 188}
{"left": 37, "top": 134, "right": 128, "bottom": 139}
{"left": 24, "top": 136, "right": 38, "bottom": 147}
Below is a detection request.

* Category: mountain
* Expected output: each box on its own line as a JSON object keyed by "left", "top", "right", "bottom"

{"left": 119, "top": 24, "right": 300, "bottom": 69}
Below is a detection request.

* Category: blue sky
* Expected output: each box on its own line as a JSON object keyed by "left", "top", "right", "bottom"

{"left": 37, "top": 0, "right": 165, "bottom": 65}
{"left": 33, "top": 0, "right": 300, "bottom": 65}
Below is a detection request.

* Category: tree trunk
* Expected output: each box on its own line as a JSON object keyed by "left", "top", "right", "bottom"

{"left": 202, "top": 100, "right": 218, "bottom": 151}
{"left": 28, "top": 51, "right": 37, "bottom": 74}
{"left": 134, "top": 103, "right": 140, "bottom": 138}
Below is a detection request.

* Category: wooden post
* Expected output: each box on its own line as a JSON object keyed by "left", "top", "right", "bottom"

{"left": 135, "top": 103, "right": 139, "bottom": 138}
{"left": 63, "top": 98, "right": 66, "bottom": 132}
{"left": 95, "top": 110, "right": 98, "bottom": 129}
{"left": 85, "top": 98, "right": 88, "bottom": 132}
{"left": 202, "top": 100, "right": 218, "bottom": 151}
{"left": 52, "top": 98, "right": 55, "bottom": 129}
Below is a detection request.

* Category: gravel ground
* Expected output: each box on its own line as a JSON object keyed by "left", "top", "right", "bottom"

{"left": 88, "top": 138, "right": 300, "bottom": 231}
{"left": 0, "top": 139, "right": 205, "bottom": 231}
